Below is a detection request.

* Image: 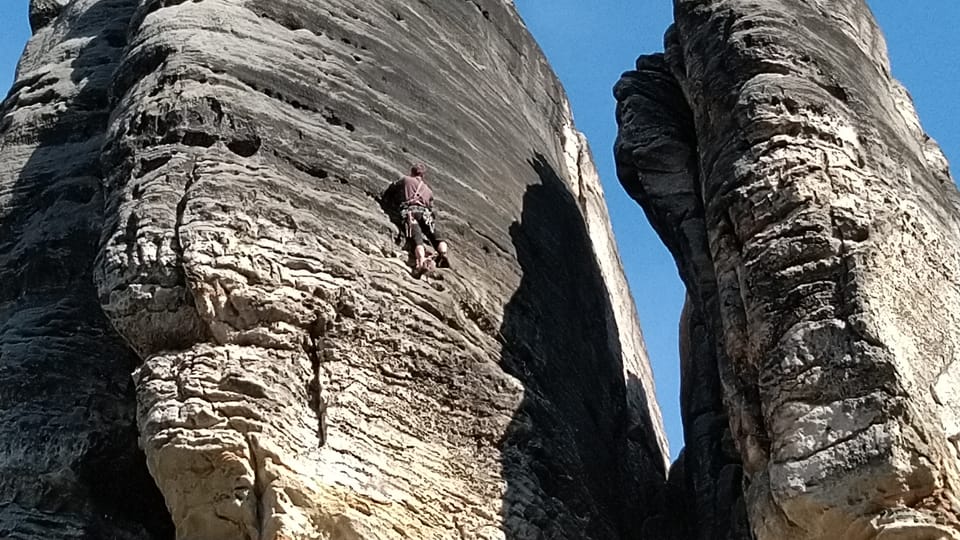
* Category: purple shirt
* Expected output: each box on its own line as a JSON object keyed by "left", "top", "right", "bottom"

{"left": 400, "top": 175, "right": 434, "bottom": 207}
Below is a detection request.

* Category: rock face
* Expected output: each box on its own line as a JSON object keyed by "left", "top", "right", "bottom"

{"left": 0, "top": 0, "right": 171, "bottom": 537}
{"left": 1, "top": 0, "right": 667, "bottom": 539}
{"left": 616, "top": 1, "right": 960, "bottom": 539}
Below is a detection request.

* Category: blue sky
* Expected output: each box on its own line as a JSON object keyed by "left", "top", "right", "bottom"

{"left": 1, "top": 2, "right": 957, "bottom": 459}
{"left": 514, "top": 1, "right": 960, "bottom": 459}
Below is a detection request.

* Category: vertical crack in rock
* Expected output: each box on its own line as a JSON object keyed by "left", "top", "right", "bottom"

{"left": 616, "top": 1, "right": 960, "bottom": 539}
{"left": 172, "top": 158, "right": 198, "bottom": 259}
{"left": 247, "top": 434, "right": 264, "bottom": 540}
{"left": 306, "top": 314, "right": 329, "bottom": 448}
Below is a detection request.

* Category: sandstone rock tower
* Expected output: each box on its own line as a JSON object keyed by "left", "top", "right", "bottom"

{"left": 5, "top": 0, "right": 960, "bottom": 539}
{"left": 1, "top": 0, "right": 666, "bottom": 538}
{"left": 616, "top": 1, "right": 960, "bottom": 538}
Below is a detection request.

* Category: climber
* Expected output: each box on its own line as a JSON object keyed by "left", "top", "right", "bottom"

{"left": 384, "top": 163, "right": 450, "bottom": 276}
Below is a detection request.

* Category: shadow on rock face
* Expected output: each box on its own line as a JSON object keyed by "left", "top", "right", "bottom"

{"left": 497, "top": 153, "right": 659, "bottom": 539}
{"left": 376, "top": 176, "right": 405, "bottom": 243}
{"left": 0, "top": 1, "right": 173, "bottom": 538}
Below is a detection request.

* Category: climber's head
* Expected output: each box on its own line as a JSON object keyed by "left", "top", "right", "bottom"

{"left": 411, "top": 163, "right": 426, "bottom": 177}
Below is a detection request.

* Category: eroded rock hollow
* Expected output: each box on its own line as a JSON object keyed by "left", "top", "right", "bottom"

{"left": 616, "top": 1, "right": 960, "bottom": 539}
{"left": 1, "top": 0, "right": 668, "bottom": 538}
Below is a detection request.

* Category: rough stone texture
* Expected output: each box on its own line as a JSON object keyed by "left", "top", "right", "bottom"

{"left": 616, "top": 1, "right": 960, "bottom": 539}
{"left": 0, "top": 1, "right": 172, "bottom": 538}
{"left": 1, "top": 0, "right": 668, "bottom": 539}
{"left": 27, "top": 0, "right": 71, "bottom": 32}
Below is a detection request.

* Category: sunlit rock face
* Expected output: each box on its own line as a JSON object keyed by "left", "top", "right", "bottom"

{"left": 616, "top": 1, "right": 960, "bottom": 539}
{"left": 1, "top": 0, "right": 669, "bottom": 538}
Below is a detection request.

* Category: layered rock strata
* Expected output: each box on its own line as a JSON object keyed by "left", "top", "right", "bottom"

{"left": 616, "top": 1, "right": 960, "bottom": 539}
{"left": 0, "top": 0, "right": 171, "bottom": 537}
{"left": 2, "top": 0, "right": 668, "bottom": 539}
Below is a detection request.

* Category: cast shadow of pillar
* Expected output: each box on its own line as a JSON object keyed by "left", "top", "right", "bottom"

{"left": 0, "top": 1, "right": 172, "bottom": 538}
{"left": 497, "top": 153, "right": 665, "bottom": 540}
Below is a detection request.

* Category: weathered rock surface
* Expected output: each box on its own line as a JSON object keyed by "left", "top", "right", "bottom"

{"left": 616, "top": 1, "right": 960, "bottom": 539}
{"left": 0, "top": 0, "right": 171, "bottom": 537}
{"left": 1, "top": 0, "right": 668, "bottom": 539}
